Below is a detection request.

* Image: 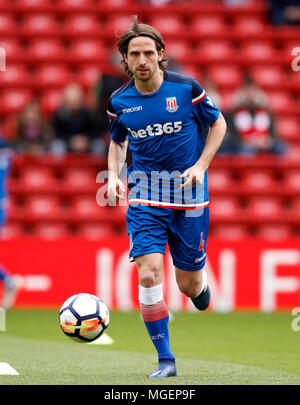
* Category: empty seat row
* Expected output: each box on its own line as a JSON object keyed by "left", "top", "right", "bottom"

{"left": 208, "top": 168, "right": 300, "bottom": 197}
{"left": 0, "top": 13, "right": 298, "bottom": 40}
{"left": 6, "top": 193, "right": 300, "bottom": 223}
{"left": 2, "top": 221, "right": 125, "bottom": 240}
{"left": 210, "top": 195, "right": 300, "bottom": 225}
{"left": 210, "top": 223, "right": 299, "bottom": 241}
{"left": 7, "top": 165, "right": 300, "bottom": 197}
{"left": 8, "top": 194, "right": 127, "bottom": 224}
{"left": 3, "top": 221, "right": 298, "bottom": 241}
{"left": 5, "top": 194, "right": 300, "bottom": 236}
{"left": 1, "top": 37, "right": 298, "bottom": 67}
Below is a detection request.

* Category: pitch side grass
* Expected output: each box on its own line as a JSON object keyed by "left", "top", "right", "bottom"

{"left": 0, "top": 309, "right": 299, "bottom": 385}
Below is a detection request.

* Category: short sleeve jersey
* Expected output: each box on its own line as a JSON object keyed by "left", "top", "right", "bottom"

{"left": 107, "top": 70, "right": 220, "bottom": 209}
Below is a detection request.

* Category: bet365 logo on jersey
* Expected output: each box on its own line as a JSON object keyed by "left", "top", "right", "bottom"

{"left": 127, "top": 121, "right": 182, "bottom": 139}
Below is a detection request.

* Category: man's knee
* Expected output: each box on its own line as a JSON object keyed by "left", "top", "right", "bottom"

{"left": 177, "top": 280, "right": 201, "bottom": 298}
{"left": 136, "top": 256, "right": 162, "bottom": 288}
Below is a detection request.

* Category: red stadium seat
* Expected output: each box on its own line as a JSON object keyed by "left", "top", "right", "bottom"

{"left": 207, "top": 168, "right": 237, "bottom": 195}
{"left": 250, "top": 66, "right": 287, "bottom": 89}
{"left": 0, "top": 39, "right": 25, "bottom": 63}
{"left": 26, "top": 39, "right": 67, "bottom": 64}
{"left": 282, "top": 170, "right": 300, "bottom": 197}
{"left": 0, "top": 0, "right": 15, "bottom": 11}
{"left": 15, "top": 0, "right": 54, "bottom": 12}
{"left": 280, "top": 25, "right": 300, "bottom": 42}
{"left": 62, "top": 15, "right": 102, "bottom": 38}
{"left": 98, "top": 0, "right": 137, "bottom": 7}
{"left": 40, "top": 89, "right": 64, "bottom": 116}
{"left": 0, "top": 64, "right": 32, "bottom": 88}
{"left": 239, "top": 170, "right": 279, "bottom": 196}
{"left": 77, "top": 223, "right": 117, "bottom": 239}
{"left": 190, "top": 15, "right": 229, "bottom": 40}
{"left": 211, "top": 223, "right": 250, "bottom": 240}
{"left": 20, "top": 14, "right": 62, "bottom": 38}
{"left": 239, "top": 41, "right": 279, "bottom": 66}
{"left": 33, "top": 65, "right": 74, "bottom": 89}
{"left": 265, "top": 91, "right": 295, "bottom": 115}
{"left": 209, "top": 196, "right": 244, "bottom": 224}
{"left": 1, "top": 222, "right": 27, "bottom": 239}
{"left": 17, "top": 167, "right": 60, "bottom": 194}
{"left": 245, "top": 196, "right": 285, "bottom": 224}
{"left": 70, "top": 195, "right": 111, "bottom": 223}
{"left": 182, "top": 65, "right": 202, "bottom": 82}
{"left": 288, "top": 71, "right": 300, "bottom": 92}
{"left": 24, "top": 195, "right": 67, "bottom": 222}
{"left": 280, "top": 146, "right": 300, "bottom": 170}
{"left": 147, "top": 15, "right": 186, "bottom": 39}
{"left": 195, "top": 40, "right": 236, "bottom": 65}
{"left": 289, "top": 197, "right": 300, "bottom": 225}
{"left": 165, "top": 40, "right": 193, "bottom": 65}
{"left": 61, "top": 167, "right": 98, "bottom": 194}
{"left": 31, "top": 222, "right": 72, "bottom": 239}
{"left": 231, "top": 16, "right": 272, "bottom": 40}
{"left": 218, "top": 90, "right": 235, "bottom": 112}
{"left": 207, "top": 65, "right": 243, "bottom": 89}
{"left": 57, "top": 0, "right": 96, "bottom": 14}
{"left": 0, "top": 14, "right": 18, "bottom": 37}
{"left": 7, "top": 198, "right": 25, "bottom": 222}
{"left": 0, "top": 90, "right": 32, "bottom": 114}
{"left": 75, "top": 65, "right": 102, "bottom": 89}
{"left": 276, "top": 116, "right": 300, "bottom": 143}
{"left": 103, "top": 15, "right": 137, "bottom": 38}
{"left": 255, "top": 223, "right": 294, "bottom": 240}
{"left": 68, "top": 40, "right": 108, "bottom": 64}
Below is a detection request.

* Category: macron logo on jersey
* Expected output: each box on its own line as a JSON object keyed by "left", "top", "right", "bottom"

{"left": 122, "top": 106, "right": 143, "bottom": 114}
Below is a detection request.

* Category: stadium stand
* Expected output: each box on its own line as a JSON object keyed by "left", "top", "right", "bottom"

{"left": 0, "top": 0, "right": 299, "bottom": 240}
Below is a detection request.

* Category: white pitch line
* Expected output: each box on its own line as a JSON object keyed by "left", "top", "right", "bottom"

{"left": 0, "top": 362, "right": 19, "bottom": 375}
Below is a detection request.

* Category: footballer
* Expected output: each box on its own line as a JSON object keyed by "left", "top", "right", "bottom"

{"left": 107, "top": 16, "right": 227, "bottom": 378}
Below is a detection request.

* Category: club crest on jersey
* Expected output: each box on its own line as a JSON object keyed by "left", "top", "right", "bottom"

{"left": 166, "top": 97, "right": 178, "bottom": 113}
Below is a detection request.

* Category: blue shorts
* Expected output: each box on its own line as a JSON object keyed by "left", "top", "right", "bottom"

{"left": 126, "top": 204, "right": 209, "bottom": 271}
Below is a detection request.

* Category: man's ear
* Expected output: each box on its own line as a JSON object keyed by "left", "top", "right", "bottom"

{"left": 158, "top": 48, "right": 164, "bottom": 62}
{"left": 123, "top": 52, "right": 128, "bottom": 64}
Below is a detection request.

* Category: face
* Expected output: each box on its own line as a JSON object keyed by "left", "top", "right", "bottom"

{"left": 124, "top": 36, "right": 164, "bottom": 82}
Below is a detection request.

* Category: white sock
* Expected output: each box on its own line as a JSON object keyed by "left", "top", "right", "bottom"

{"left": 138, "top": 283, "right": 163, "bottom": 305}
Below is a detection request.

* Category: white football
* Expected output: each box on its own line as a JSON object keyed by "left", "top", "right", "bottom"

{"left": 59, "top": 293, "right": 110, "bottom": 343}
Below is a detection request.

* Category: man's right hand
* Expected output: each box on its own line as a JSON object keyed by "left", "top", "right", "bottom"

{"left": 107, "top": 176, "right": 126, "bottom": 206}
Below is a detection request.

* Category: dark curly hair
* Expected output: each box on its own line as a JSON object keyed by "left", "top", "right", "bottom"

{"left": 116, "top": 15, "right": 168, "bottom": 77}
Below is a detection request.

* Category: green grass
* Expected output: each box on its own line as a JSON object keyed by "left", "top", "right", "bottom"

{"left": 0, "top": 309, "right": 299, "bottom": 385}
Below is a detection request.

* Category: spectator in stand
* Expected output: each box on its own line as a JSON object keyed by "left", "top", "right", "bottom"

{"left": 92, "top": 52, "right": 127, "bottom": 152}
{"left": 51, "top": 84, "right": 97, "bottom": 155}
{"left": 220, "top": 76, "right": 286, "bottom": 155}
{"left": 269, "top": 0, "right": 300, "bottom": 25}
{"left": 14, "top": 101, "right": 53, "bottom": 156}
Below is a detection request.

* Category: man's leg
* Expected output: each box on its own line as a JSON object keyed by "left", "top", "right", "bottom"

{"left": 136, "top": 252, "right": 177, "bottom": 378}
{"left": 175, "top": 267, "right": 210, "bottom": 311}
{"left": 170, "top": 207, "right": 210, "bottom": 311}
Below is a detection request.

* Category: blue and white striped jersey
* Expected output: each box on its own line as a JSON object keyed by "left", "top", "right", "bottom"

{"left": 107, "top": 70, "right": 220, "bottom": 209}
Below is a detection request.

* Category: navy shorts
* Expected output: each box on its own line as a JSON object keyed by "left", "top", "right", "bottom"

{"left": 126, "top": 204, "right": 209, "bottom": 271}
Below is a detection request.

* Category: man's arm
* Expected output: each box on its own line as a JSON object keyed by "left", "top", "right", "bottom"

{"left": 107, "top": 138, "right": 128, "bottom": 204}
{"left": 180, "top": 113, "right": 227, "bottom": 188}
